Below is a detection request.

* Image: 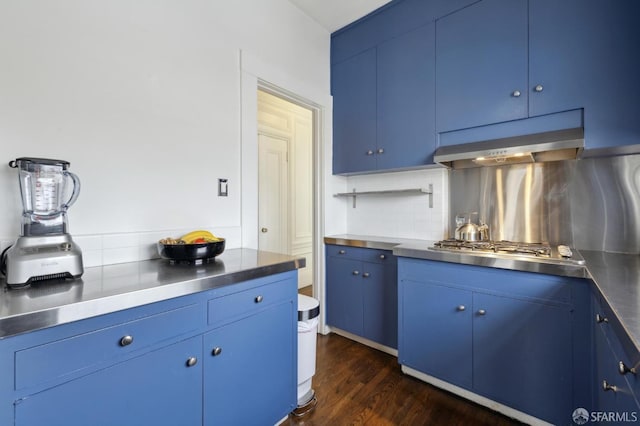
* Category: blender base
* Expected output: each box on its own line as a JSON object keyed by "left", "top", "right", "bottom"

{"left": 3, "top": 234, "right": 84, "bottom": 288}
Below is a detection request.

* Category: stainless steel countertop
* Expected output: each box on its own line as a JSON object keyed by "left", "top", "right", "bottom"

{"left": 325, "top": 234, "right": 640, "bottom": 353}
{"left": 324, "top": 234, "right": 428, "bottom": 251}
{"left": 581, "top": 250, "right": 640, "bottom": 353}
{"left": 0, "top": 248, "right": 305, "bottom": 339}
{"left": 392, "top": 240, "right": 589, "bottom": 279}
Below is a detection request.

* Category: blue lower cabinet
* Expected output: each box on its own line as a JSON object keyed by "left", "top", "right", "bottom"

{"left": 15, "top": 336, "right": 203, "bottom": 426}
{"left": 594, "top": 325, "right": 640, "bottom": 417}
{"left": 2, "top": 271, "right": 298, "bottom": 426}
{"left": 326, "top": 245, "right": 397, "bottom": 348}
{"left": 593, "top": 295, "right": 640, "bottom": 418}
{"left": 398, "top": 258, "right": 584, "bottom": 424}
{"left": 203, "top": 299, "right": 296, "bottom": 426}
{"left": 472, "top": 293, "right": 572, "bottom": 424}
{"left": 326, "top": 256, "right": 365, "bottom": 336}
{"left": 399, "top": 280, "right": 472, "bottom": 389}
{"left": 362, "top": 261, "right": 398, "bottom": 348}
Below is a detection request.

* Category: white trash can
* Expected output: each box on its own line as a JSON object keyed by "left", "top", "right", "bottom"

{"left": 293, "top": 294, "right": 320, "bottom": 417}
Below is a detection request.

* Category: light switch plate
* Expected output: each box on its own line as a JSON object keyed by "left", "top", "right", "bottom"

{"left": 218, "top": 179, "right": 228, "bottom": 196}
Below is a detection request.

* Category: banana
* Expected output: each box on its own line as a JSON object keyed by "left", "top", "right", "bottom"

{"left": 180, "top": 230, "right": 218, "bottom": 244}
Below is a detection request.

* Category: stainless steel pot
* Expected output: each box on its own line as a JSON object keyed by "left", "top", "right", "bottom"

{"left": 455, "top": 213, "right": 490, "bottom": 242}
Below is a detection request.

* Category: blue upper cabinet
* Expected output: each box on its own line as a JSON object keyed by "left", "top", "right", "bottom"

{"left": 332, "top": 48, "right": 377, "bottom": 174}
{"left": 529, "top": 0, "right": 640, "bottom": 149}
{"left": 437, "top": 0, "right": 640, "bottom": 149}
{"left": 332, "top": 24, "right": 435, "bottom": 175}
{"left": 436, "top": 0, "right": 528, "bottom": 133}
{"left": 331, "top": 0, "right": 478, "bottom": 175}
{"left": 377, "top": 23, "right": 436, "bottom": 170}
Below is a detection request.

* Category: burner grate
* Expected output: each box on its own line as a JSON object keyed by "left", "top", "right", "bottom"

{"left": 434, "top": 239, "right": 552, "bottom": 257}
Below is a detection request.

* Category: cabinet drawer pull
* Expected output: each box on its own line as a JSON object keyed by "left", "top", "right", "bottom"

{"left": 366, "top": 150, "right": 374, "bottom": 155}
{"left": 477, "top": 309, "right": 486, "bottom": 316}
{"left": 379, "top": 254, "right": 386, "bottom": 260}
{"left": 602, "top": 379, "right": 617, "bottom": 392}
{"left": 119, "top": 335, "right": 134, "bottom": 347}
{"left": 255, "top": 295, "right": 263, "bottom": 303}
{"left": 352, "top": 270, "right": 360, "bottom": 276}
{"left": 338, "top": 249, "right": 346, "bottom": 255}
{"left": 619, "top": 361, "right": 636, "bottom": 375}
{"left": 534, "top": 84, "right": 544, "bottom": 92}
{"left": 377, "top": 148, "right": 384, "bottom": 154}
{"left": 362, "top": 272, "right": 370, "bottom": 278}
{"left": 212, "top": 347, "right": 223, "bottom": 356}
{"left": 512, "top": 90, "right": 521, "bottom": 97}
{"left": 186, "top": 357, "right": 198, "bottom": 367}
{"left": 596, "top": 313, "right": 609, "bottom": 323}
{"left": 456, "top": 305, "right": 466, "bottom": 312}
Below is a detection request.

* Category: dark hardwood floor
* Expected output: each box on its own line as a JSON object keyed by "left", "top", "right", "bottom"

{"left": 288, "top": 286, "right": 522, "bottom": 426}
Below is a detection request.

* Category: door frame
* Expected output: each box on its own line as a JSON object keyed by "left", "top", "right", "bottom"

{"left": 239, "top": 49, "right": 329, "bottom": 327}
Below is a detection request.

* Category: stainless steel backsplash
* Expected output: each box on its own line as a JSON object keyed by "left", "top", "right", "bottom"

{"left": 449, "top": 154, "right": 640, "bottom": 253}
{"left": 570, "top": 154, "right": 640, "bottom": 253}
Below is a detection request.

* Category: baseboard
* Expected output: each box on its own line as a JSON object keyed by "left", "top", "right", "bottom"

{"left": 326, "top": 327, "right": 398, "bottom": 357}
{"left": 401, "top": 365, "right": 551, "bottom": 426}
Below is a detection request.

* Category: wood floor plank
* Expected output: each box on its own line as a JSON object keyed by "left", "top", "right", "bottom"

{"left": 285, "top": 333, "right": 523, "bottom": 426}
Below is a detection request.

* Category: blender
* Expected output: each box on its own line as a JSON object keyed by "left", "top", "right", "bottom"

{"left": 2, "top": 157, "right": 84, "bottom": 287}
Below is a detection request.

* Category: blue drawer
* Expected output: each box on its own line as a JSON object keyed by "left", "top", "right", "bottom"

{"left": 208, "top": 280, "right": 293, "bottom": 327}
{"left": 15, "top": 303, "right": 204, "bottom": 390}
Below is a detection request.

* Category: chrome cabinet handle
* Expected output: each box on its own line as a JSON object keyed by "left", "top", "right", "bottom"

{"left": 186, "top": 357, "right": 198, "bottom": 367}
{"left": 338, "top": 249, "right": 346, "bottom": 255}
{"left": 379, "top": 254, "right": 386, "bottom": 260}
{"left": 362, "top": 272, "right": 370, "bottom": 278}
{"left": 619, "top": 361, "right": 636, "bottom": 375}
{"left": 456, "top": 305, "right": 466, "bottom": 312}
{"left": 512, "top": 90, "right": 521, "bottom": 97}
{"left": 534, "top": 84, "right": 544, "bottom": 92}
{"left": 352, "top": 270, "right": 360, "bottom": 276}
{"left": 261, "top": 227, "right": 268, "bottom": 233}
{"left": 366, "top": 150, "right": 374, "bottom": 155}
{"left": 477, "top": 309, "right": 486, "bottom": 316}
{"left": 377, "top": 148, "right": 384, "bottom": 154}
{"left": 255, "top": 295, "right": 263, "bottom": 303}
{"left": 119, "top": 335, "right": 134, "bottom": 347}
{"left": 596, "top": 314, "right": 609, "bottom": 323}
{"left": 602, "top": 380, "right": 617, "bottom": 392}
{"left": 212, "top": 347, "right": 222, "bottom": 356}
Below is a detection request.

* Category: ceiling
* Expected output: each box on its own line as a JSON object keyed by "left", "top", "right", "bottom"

{"left": 288, "top": 0, "right": 393, "bottom": 33}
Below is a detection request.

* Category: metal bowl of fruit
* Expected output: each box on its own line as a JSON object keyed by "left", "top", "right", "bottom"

{"left": 157, "top": 230, "right": 225, "bottom": 262}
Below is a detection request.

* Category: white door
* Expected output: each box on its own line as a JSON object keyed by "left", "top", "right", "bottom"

{"left": 258, "top": 133, "right": 289, "bottom": 254}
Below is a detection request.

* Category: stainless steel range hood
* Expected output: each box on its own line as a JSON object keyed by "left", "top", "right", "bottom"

{"left": 434, "top": 128, "right": 584, "bottom": 169}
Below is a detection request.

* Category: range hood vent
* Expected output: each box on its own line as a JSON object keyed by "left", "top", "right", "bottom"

{"left": 434, "top": 128, "right": 584, "bottom": 169}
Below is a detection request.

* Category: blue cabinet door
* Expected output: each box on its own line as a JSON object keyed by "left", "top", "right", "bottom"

{"left": 362, "top": 259, "right": 397, "bottom": 348}
{"left": 332, "top": 48, "right": 377, "bottom": 174}
{"left": 399, "top": 279, "right": 473, "bottom": 389}
{"left": 436, "top": 0, "right": 528, "bottom": 133}
{"left": 203, "top": 300, "right": 296, "bottom": 426}
{"left": 530, "top": 0, "right": 640, "bottom": 150}
{"left": 326, "top": 256, "right": 365, "bottom": 336}
{"left": 473, "top": 293, "right": 573, "bottom": 425}
{"left": 15, "top": 336, "right": 203, "bottom": 426}
{"left": 377, "top": 23, "right": 436, "bottom": 168}
{"left": 594, "top": 325, "right": 640, "bottom": 416}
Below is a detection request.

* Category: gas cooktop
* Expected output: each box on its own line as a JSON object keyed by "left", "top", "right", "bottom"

{"left": 431, "top": 239, "right": 585, "bottom": 265}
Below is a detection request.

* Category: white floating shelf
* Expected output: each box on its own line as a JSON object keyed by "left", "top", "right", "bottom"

{"left": 334, "top": 184, "right": 433, "bottom": 208}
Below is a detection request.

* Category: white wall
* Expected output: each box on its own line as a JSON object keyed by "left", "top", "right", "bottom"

{"left": 343, "top": 168, "right": 450, "bottom": 241}
{"left": 0, "top": 0, "right": 331, "bottom": 265}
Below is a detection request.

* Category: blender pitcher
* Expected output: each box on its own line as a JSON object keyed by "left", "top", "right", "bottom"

{"left": 9, "top": 157, "right": 81, "bottom": 236}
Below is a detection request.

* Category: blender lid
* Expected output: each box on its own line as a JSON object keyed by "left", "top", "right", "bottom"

{"left": 9, "top": 157, "right": 71, "bottom": 169}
